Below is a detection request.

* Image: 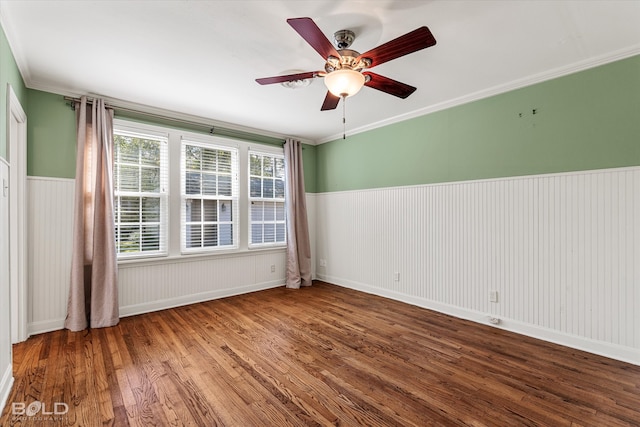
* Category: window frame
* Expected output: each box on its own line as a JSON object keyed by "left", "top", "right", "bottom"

{"left": 180, "top": 137, "right": 240, "bottom": 254}
{"left": 112, "top": 123, "right": 169, "bottom": 260}
{"left": 112, "top": 119, "right": 288, "bottom": 264}
{"left": 248, "top": 149, "right": 287, "bottom": 249}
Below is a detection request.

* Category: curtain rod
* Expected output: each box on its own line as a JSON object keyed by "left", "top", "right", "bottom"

{"left": 63, "top": 96, "right": 286, "bottom": 145}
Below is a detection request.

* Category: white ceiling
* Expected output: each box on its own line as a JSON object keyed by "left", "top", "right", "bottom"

{"left": 1, "top": 1, "right": 639, "bottom": 143}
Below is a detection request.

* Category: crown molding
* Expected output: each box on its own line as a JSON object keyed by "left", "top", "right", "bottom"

{"left": 0, "top": 6, "right": 32, "bottom": 85}
{"left": 25, "top": 82, "right": 316, "bottom": 146}
{"left": 318, "top": 46, "right": 640, "bottom": 144}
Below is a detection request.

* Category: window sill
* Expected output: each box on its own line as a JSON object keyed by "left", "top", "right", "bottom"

{"left": 117, "top": 246, "right": 286, "bottom": 268}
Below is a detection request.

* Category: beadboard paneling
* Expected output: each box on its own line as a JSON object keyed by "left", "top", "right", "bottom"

{"left": 315, "top": 167, "right": 640, "bottom": 365}
{"left": 26, "top": 177, "right": 316, "bottom": 334}
{"left": 27, "top": 177, "right": 75, "bottom": 334}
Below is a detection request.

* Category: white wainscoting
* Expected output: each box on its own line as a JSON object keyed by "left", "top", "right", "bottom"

{"left": 27, "top": 177, "right": 75, "bottom": 334}
{"left": 315, "top": 167, "right": 640, "bottom": 365}
{"left": 26, "top": 177, "right": 317, "bottom": 335}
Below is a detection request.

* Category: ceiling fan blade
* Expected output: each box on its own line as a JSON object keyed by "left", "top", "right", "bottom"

{"left": 287, "top": 17, "right": 341, "bottom": 60}
{"left": 363, "top": 72, "right": 416, "bottom": 99}
{"left": 256, "top": 71, "right": 318, "bottom": 85}
{"left": 357, "top": 26, "right": 436, "bottom": 68}
{"left": 321, "top": 91, "right": 341, "bottom": 111}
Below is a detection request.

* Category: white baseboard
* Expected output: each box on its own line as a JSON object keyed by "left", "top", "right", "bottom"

{"left": 0, "top": 363, "right": 14, "bottom": 417}
{"left": 27, "top": 280, "right": 285, "bottom": 335}
{"left": 119, "top": 280, "right": 284, "bottom": 318}
{"left": 317, "top": 274, "right": 640, "bottom": 366}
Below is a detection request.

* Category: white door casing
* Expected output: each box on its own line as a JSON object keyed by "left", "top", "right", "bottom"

{"left": 7, "top": 84, "right": 27, "bottom": 343}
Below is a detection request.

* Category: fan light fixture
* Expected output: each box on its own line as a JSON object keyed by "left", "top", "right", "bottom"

{"left": 324, "top": 69, "right": 365, "bottom": 98}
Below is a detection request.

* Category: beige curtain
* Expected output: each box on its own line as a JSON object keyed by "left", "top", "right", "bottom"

{"left": 284, "top": 138, "right": 312, "bottom": 288}
{"left": 65, "top": 96, "right": 119, "bottom": 331}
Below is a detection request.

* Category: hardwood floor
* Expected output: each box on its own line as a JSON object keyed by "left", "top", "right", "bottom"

{"left": 2, "top": 281, "right": 639, "bottom": 426}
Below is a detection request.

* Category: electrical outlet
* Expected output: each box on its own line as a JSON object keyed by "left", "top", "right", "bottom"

{"left": 319, "top": 259, "right": 327, "bottom": 268}
{"left": 394, "top": 272, "right": 400, "bottom": 282}
{"left": 270, "top": 264, "right": 275, "bottom": 273}
{"left": 489, "top": 290, "right": 498, "bottom": 303}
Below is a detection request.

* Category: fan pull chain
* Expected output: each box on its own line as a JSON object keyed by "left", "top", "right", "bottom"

{"left": 342, "top": 95, "right": 347, "bottom": 140}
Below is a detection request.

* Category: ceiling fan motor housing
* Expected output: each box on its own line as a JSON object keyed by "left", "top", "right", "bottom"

{"left": 333, "top": 29, "right": 355, "bottom": 49}
{"left": 325, "top": 49, "right": 371, "bottom": 73}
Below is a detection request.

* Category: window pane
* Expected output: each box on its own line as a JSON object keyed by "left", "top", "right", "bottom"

{"left": 140, "top": 139, "right": 160, "bottom": 166}
{"left": 250, "top": 154, "right": 261, "bottom": 176}
{"left": 120, "top": 197, "right": 140, "bottom": 222}
{"left": 251, "top": 201, "right": 263, "bottom": 221}
{"left": 201, "top": 149, "right": 217, "bottom": 172}
{"left": 220, "top": 224, "right": 233, "bottom": 246}
{"left": 263, "top": 178, "right": 274, "bottom": 198}
{"left": 142, "top": 197, "right": 160, "bottom": 222}
{"left": 186, "top": 224, "right": 202, "bottom": 248}
{"left": 186, "top": 199, "right": 201, "bottom": 222}
{"left": 276, "top": 223, "right": 286, "bottom": 242}
{"left": 275, "top": 202, "right": 285, "bottom": 221}
{"left": 185, "top": 145, "right": 201, "bottom": 170}
{"left": 274, "top": 179, "right": 284, "bottom": 198}
{"left": 116, "top": 136, "right": 139, "bottom": 164}
{"left": 275, "top": 158, "right": 285, "bottom": 179}
{"left": 119, "top": 165, "right": 139, "bottom": 191}
{"left": 141, "top": 167, "right": 160, "bottom": 192}
{"left": 264, "top": 202, "right": 275, "bottom": 221}
{"left": 218, "top": 175, "right": 232, "bottom": 196}
{"left": 186, "top": 172, "right": 201, "bottom": 195}
{"left": 264, "top": 224, "right": 275, "bottom": 243}
{"left": 220, "top": 201, "right": 232, "bottom": 221}
{"left": 203, "top": 224, "right": 218, "bottom": 247}
{"left": 263, "top": 157, "right": 273, "bottom": 178}
{"left": 218, "top": 150, "right": 232, "bottom": 173}
{"left": 203, "top": 200, "right": 217, "bottom": 222}
{"left": 142, "top": 225, "right": 160, "bottom": 251}
{"left": 118, "top": 225, "right": 140, "bottom": 253}
{"left": 250, "top": 177, "right": 261, "bottom": 197}
{"left": 251, "top": 224, "right": 262, "bottom": 244}
{"left": 202, "top": 173, "right": 217, "bottom": 195}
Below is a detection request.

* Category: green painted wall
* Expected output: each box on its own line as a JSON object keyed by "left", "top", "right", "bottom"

{"left": 26, "top": 90, "right": 319, "bottom": 191}
{"left": 25, "top": 55, "right": 640, "bottom": 193}
{"left": 316, "top": 55, "right": 640, "bottom": 193}
{"left": 0, "top": 22, "right": 27, "bottom": 160}
{"left": 27, "top": 90, "right": 76, "bottom": 178}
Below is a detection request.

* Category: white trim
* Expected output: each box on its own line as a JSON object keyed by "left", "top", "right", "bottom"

{"left": 26, "top": 280, "right": 285, "bottom": 336}
{"left": 0, "top": 5, "right": 31, "bottom": 85}
{"left": 27, "top": 176, "right": 74, "bottom": 183}
{"left": 318, "top": 47, "right": 640, "bottom": 144}
{"left": 7, "top": 84, "right": 28, "bottom": 344}
{"left": 315, "top": 165, "right": 640, "bottom": 196}
{"left": 119, "top": 280, "right": 283, "bottom": 318}
{"left": 0, "top": 363, "right": 14, "bottom": 417}
{"left": 317, "top": 274, "right": 640, "bottom": 366}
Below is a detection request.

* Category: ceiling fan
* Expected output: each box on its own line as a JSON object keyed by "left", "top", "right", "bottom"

{"left": 256, "top": 17, "right": 437, "bottom": 111}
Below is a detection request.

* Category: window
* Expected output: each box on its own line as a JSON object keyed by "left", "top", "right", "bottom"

{"left": 181, "top": 139, "right": 239, "bottom": 252}
{"left": 113, "top": 129, "right": 168, "bottom": 258}
{"left": 113, "top": 119, "right": 286, "bottom": 260}
{"left": 249, "top": 151, "right": 286, "bottom": 247}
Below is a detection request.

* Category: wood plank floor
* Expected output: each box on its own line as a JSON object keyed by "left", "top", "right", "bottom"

{"left": 2, "top": 281, "right": 639, "bottom": 426}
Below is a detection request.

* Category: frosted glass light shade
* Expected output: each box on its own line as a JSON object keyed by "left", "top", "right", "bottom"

{"left": 324, "top": 69, "right": 366, "bottom": 97}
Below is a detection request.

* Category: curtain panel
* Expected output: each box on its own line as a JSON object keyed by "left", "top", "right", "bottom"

{"left": 284, "top": 139, "right": 312, "bottom": 289}
{"left": 65, "top": 97, "right": 119, "bottom": 331}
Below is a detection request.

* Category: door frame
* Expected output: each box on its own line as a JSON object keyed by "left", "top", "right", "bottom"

{"left": 7, "top": 84, "right": 27, "bottom": 343}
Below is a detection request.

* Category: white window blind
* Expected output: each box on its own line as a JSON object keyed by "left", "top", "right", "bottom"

{"left": 113, "top": 129, "right": 169, "bottom": 258}
{"left": 249, "top": 150, "right": 286, "bottom": 248}
{"left": 181, "top": 139, "right": 239, "bottom": 252}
